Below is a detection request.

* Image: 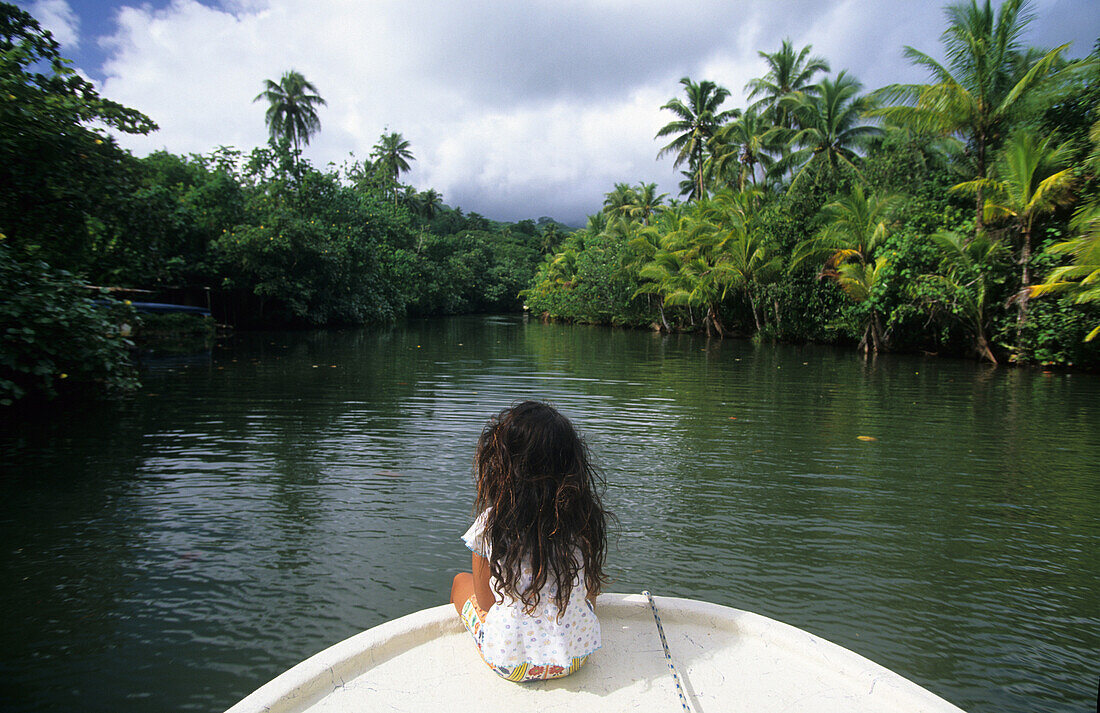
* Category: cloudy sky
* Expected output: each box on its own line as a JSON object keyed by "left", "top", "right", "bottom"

{"left": 20, "top": 0, "right": 1099, "bottom": 225}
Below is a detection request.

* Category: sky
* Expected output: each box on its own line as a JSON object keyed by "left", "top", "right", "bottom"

{"left": 18, "top": 0, "right": 1100, "bottom": 226}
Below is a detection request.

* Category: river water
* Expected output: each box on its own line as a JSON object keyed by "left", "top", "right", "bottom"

{"left": 1, "top": 315, "right": 1097, "bottom": 713}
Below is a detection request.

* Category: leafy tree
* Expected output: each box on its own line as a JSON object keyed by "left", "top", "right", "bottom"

{"left": 253, "top": 70, "right": 326, "bottom": 157}
{"left": 871, "top": 0, "right": 1069, "bottom": 229}
{"left": 0, "top": 3, "right": 156, "bottom": 270}
{"left": 778, "top": 71, "right": 882, "bottom": 192}
{"left": 952, "top": 131, "right": 1074, "bottom": 336}
{"left": 0, "top": 243, "right": 138, "bottom": 405}
{"left": 920, "top": 231, "right": 1009, "bottom": 363}
{"left": 746, "top": 39, "right": 831, "bottom": 130}
{"left": 371, "top": 131, "right": 414, "bottom": 202}
{"left": 835, "top": 256, "right": 891, "bottom": 352}
{"left": 214, "top": 144, "right": 407, "bottom": 325}
{"left": 629, "top": 183, "right": 668, "bottom": 225}
{"left": 792, "top": 185, "right": 898, "bottom": 272}
{"left": 708, "top": 108, "right": 780, "bottom": 191}
{"left": 656, "top": 77, "right": 739, "bottom": 201}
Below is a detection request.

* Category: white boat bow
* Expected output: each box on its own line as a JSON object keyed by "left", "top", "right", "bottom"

{"left": 226, "top": 592, "right": 966, "bottom": 713}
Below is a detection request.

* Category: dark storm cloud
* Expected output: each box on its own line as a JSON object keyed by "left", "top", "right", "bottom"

{"left": 392, "top": 2, "right": 837, "bottom": 106}
{"left": 89, "top": 0, "right": 1099, "bottom": 226}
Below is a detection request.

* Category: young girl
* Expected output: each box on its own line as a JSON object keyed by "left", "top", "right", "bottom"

{"left": 450, "top": 401, "right": 609, "bottom": 682}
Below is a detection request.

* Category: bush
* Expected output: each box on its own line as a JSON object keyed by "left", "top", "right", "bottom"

{"left": 0, "top": 243, "right": 138, "bottom": 405}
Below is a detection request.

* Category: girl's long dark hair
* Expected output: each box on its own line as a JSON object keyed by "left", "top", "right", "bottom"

{"left": 474, "top": 401, "right": 609, "bottom": 616}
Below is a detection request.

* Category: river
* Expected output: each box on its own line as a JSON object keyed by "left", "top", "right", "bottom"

{"left": 1, "top": 314, "right": 1097, "bottom": 712}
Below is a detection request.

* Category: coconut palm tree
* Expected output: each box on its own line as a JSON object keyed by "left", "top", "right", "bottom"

{"left": 870, "top": 0, "right": 1069, "bottom": 229}
{"left": 656, "top": 77, "right": 739, "bottom": 202}
{"left": 629, "top": 183, "right": 668, "bottom": 225}
{"left": 418, "top": 188, "right": 443, "bottom": 221}
{"left": 791, "top": 185, "right": 898, "bottom": 273}
{"left": 547, "top": 247, "right": 580, "bottom": 289}
{"left": 708, "top": 108, "right": 780, "bottom": 191}
{"left": 254, "top": 70, "right": 326, "bottom": 157}
{"left": 836, "top": 256, "right": 891, "bottom": 353}
{"left": 371, "top": 132, "right": 415, "bottom": 202}
{"left": 778, "top": 72, "right": 882, "bottom": 193}
{"left": 1031, "top": 205, "right": 1100, "bottom": 340}
{"left": 603, "top": 183, "right": 637, "bottom": 221}
{"left": 585, "top": 211, "right": 608, "bottom": 236}
{"left": 952, "top": 131, "right": 1074, "bottom": 335}
{"left": 925, "top": 231, "right": 1008, "bottom": 363}
{"left": 745, "top": 39, "right": 830, "bottom": 130}
{"left": 1031, "top": 119, "right": 1100, "bottom": 341}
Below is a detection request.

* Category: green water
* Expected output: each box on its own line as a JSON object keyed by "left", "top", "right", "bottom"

{"left": 2, "top": 315, "right": 1097, "bottom": 712}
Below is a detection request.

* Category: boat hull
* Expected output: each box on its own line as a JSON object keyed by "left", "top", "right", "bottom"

{"left": 226, "top": 593, "right": 966, "bottom": 713}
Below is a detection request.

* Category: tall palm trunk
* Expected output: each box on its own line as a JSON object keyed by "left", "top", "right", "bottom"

{"left": 974, "top": 133, "right": 987, "bottom": 234}
{"left": 748, "top": 292, "right": 763, "bottom": 333}
{"left": 707, "top": 306, "right": 726, "bottom": 338}
{"left": 1016, "top": 219, "right": 1033, "bottom": 342}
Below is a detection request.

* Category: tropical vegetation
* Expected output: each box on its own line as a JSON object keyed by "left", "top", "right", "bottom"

{"left": 528, "top": 0, "right": 1098, "bottom": 372}
{"left": 2, "top": 0, "right": 1099, "bottom": 407}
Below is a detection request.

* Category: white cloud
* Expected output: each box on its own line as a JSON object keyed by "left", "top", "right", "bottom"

{"left": 28, "top": 0, "right": 80, "bottom": 48}
{"left": 91, "top": 0, "right": 1097, "bottom": 224}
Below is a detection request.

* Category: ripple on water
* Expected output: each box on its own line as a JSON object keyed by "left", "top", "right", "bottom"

{"left": 0, "top": 317, "right": 1097, "bottom": 713}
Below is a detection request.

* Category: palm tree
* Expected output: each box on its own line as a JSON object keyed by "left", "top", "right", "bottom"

{"left": 602, "top": 183, "right": 637, "bottom": 221}
{"left": 585, "top": 211, "right": 608, "bottom": 236}
{"left": 952, "top": 131, "right": 1074, "bottom": 336}
{"left": 778, "top": 71, "right": 882, "bottom": 193}
{"left": 629, "top": 183, "right": 668, "bottom": 225}
{"left": 1031, "top": 119, "right": 1100, "bottom": 341}
{"left": 656, "top": 77, "right": 739, "bottom": 201}
{"left": 1031, "top": 205, "right": 1100, "bottom": 341}
{"left": 254, "top": 70, "right": 326, "bottom": 156}
{"left": 705, "top": 192, "right": 784, "bottom": 332}
{"left": 418, "top": 188, "right": 443, "bottom": 221}
{"left": 708, "top": 108, "right": 780, "bottom": 191}
{"left": 925, "top": 231, "right": 1008, "bottom": 363}
{"left": 371, "top": 132, "right": 414, "bottom": 202}
{"left": 547, "top": 247, "right": 580, "bottom": 289}
{"left": 746, "top": 39, "right": 830, "bottom": 130}
{"left": 870, "top": 0, "right": 1068, "bottom": 229}
{"left": 791, "top": 185, "right": 898, "bottom": 272}
{"left": 835, "top": 256, "right": 891, "bottom": 353}
{"left": 791, "top": 186, "right": 898, "bottom": 352}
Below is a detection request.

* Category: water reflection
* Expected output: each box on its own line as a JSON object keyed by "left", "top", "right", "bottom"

{"left": 0, "top": 315, "right": 1097, "bottom": 713}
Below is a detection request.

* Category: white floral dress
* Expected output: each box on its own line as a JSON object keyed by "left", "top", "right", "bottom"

{"left": 461, "top": 510, "right": 601, "bottom": 677}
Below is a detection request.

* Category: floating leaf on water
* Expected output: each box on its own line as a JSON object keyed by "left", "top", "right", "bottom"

{"left": 857, "top": 435, "right": 877, "bottom": 442}
{"left": 728, "top": 417, "right": 738, "bottom": 420}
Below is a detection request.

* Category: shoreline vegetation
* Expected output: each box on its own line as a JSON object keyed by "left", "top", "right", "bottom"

{"left": 2, "top": 1, "right": 1099, "bottom": 406}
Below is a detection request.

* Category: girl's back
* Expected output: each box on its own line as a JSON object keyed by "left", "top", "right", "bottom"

{"left": 450, "top": 401, "right": 609, "bottom": 682}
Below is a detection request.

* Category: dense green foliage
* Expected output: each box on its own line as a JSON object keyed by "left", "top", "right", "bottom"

{"left": 3, "top": 0, "right": 1099, "bottom": 405}
{"left": 1, "top": 4, "right": 150, "bottom": 404}
{"left": 0, "top": 3, "right": 556, "bottom": 404}
{"left": 0, "top": 243, "right": 137, "bottom": 404}
{"left": 527, "top": 0, "right": 1099, "bottom": 368}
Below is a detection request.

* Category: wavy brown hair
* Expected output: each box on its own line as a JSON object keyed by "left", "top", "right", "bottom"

{"left": 474, "top": 401, "right": 608, "bottom": 616}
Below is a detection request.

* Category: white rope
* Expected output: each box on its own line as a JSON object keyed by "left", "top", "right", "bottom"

{"left": 643, "top": 590, "right": 694, "bottom": 713}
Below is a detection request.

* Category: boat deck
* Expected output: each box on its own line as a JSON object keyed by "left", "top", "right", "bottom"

{"left": 227, "top": 593, "right": 965, "bottom": 713}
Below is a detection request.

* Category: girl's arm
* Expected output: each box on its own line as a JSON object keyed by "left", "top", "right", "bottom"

{"left": 472, "top": 553, "right": 496, "bottom": 612}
